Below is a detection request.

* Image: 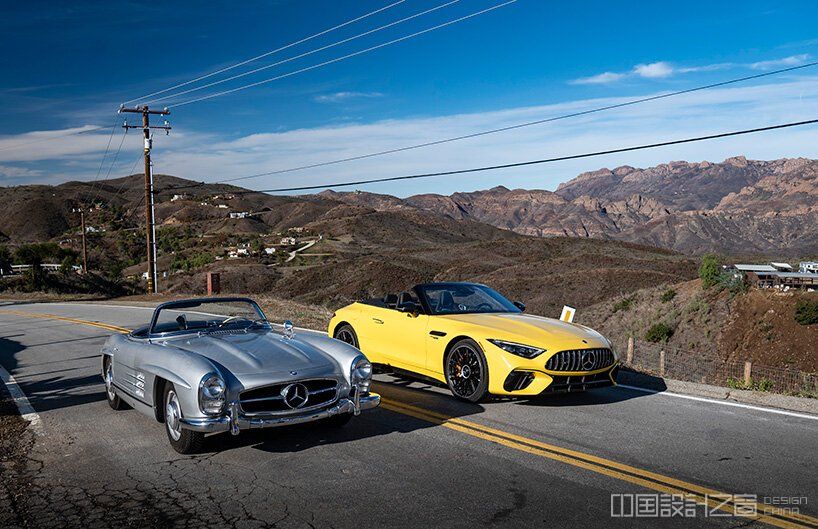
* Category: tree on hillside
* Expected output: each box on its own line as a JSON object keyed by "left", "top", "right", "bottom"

{"left": 699, "top": 254, "right": 720, "bottom": 289}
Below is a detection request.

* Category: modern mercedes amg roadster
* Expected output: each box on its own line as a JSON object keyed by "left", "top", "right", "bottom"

{"left": 100, "top": 297, "right": 379, "bottom": 453}
{"left": 328, "top": 282, "right": 619, "bottom": 402}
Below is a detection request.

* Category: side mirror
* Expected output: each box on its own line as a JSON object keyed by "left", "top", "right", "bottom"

{"left": 513, "top": 301, "right": 526, "bottom": 312}
{"left": 398, "top": 301, "right": 419, "bottom": 315}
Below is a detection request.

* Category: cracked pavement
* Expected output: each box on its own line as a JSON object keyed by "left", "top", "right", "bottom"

{"left": 0, "top": 302, "right": 816, "bottom": 528}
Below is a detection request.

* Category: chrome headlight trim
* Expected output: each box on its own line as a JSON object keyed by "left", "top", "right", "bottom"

{"left": 198, "top": 373, "right": 227, "bottom": 416}
{"left": 487, "top": 339, "right": 545, "bottom": 359}
{"left": 351, "top": 355, "right": 372, "bottom": 393}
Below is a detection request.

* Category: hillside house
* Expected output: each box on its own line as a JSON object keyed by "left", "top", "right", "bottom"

{"left": 800, "top": 262, "right": 818, "bottom": 274}
{"left": 229, "top": 211, "right": 250, "bottom": 219}
{"left": 264, "top": 247, "right": 276, "bottom": 255}
{"left": 228, "top": 247, "right": 250, "bottom": 259}
{"left": 171, "top": 194, "right": 190, "bottom": 202}
{"left": 732, "top": 262, "right": 818, "bottom": 290}
{"left": 280, "top": 237, "right": 297, "bottom": 246}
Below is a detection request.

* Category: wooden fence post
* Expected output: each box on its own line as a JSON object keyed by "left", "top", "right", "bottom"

{"left": 659, "top": 350, "right": 665, "bottom": 377}
{"left": 207, "top": 272, "right": 220, "bottom": 295}
{"left": 626, "top": 336, "right": 634, "bottom": 365}
{"left": 744, "top": 361, "right": 752, "bottom": 386}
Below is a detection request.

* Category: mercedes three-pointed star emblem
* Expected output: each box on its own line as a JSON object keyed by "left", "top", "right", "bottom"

{"left": 281, "top": 383, "right": 309, "bottom": 409}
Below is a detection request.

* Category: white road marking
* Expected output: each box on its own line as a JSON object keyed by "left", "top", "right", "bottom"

{"left": 0, "top": 363, "right": 44, "bottom": 435}
{"left": 618, "top": 384, "right": 818, "bottom": 421}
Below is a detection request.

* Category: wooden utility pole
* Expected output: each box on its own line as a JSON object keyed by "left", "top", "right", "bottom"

{"left": 72, "top": 208, "right": 88, "bottom": 274}
{"left": 119, "top": 105, "right": 171, "bottom": 294}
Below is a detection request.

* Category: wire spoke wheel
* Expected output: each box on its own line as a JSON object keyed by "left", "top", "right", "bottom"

{"left": 446, "top": 342, "right": 485, "bottom": 400}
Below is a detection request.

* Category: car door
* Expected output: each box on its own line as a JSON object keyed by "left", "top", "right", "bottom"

{"left": 114, "top": 337, "right": 147, "bottom": 401}
{"left": 359, "top": 304, "right": 429, "bottom": 372}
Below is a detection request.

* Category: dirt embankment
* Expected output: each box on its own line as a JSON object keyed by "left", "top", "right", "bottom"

{"left": 580, "top": 280, "right": 818, "bottom": 372}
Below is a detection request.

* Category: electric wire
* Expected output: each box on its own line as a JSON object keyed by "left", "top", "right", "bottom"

{"left": 164, "top": 60, "right": 818, "bottom": 190}
{"left": 86, "top": 127, "right": 128, "bottom": 206}
{"left": 169, "top": 0, "right": 517, "bottom": 108}
{"left": 148, "top": 0, "right": 462, "bottom": 105}
{"left": 226, "top": 118, "right": 818, "bottom": 193}
{"left": 126, "top": 0, "right": 408, "bottom": 104}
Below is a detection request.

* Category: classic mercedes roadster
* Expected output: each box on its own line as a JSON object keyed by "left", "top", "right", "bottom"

{"left": 328, "top": 282, "right": 619, "bottom": 402}
{"left": 100, "top": 297, "right": 379, "bottom": 453}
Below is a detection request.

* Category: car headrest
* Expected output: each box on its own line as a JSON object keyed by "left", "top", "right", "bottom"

{"left": 383, "top": 293, "right": 398, "bottom": 308}
{"left": 439, "top": 291, "right": 455, "bottom": 309}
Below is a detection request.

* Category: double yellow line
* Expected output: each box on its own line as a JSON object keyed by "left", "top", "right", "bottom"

{"left": 2, "top": 308, "right": 815, "bottom": 528}
{"left": 380, "top": 398, "right": 817, "bottom": 529}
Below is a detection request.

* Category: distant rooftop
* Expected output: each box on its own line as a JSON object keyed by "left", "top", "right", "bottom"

{"left": 734, "top": 264, "right": 777, "bottom": 272}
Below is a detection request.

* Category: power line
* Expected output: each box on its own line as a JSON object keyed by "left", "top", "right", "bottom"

{"left": 166, "top": 60, "right": 818, "bottom": 190}
{"left": 0, "top": 124, "right": 111, "bottom": 153}
{"left": 230, "top": 118, "right": 818, "bottom": 193}
{"left": 86, "top": 127, "right": 129, "bottom": 206}
{"left": 127, "top": 0, "right": 408, "bottom": 105}
{"left": 170, "top": 0, "right": 517, "bottom": 108}
{"left": 148, "top": 0, "right": 462, "bottom": 106}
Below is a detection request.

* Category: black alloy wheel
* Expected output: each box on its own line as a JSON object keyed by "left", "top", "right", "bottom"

{"left": 445, "top": 339, "right": 489, "bottom": 402}
{"left": 334, "top": 324, "right": 359, "bottom": 348}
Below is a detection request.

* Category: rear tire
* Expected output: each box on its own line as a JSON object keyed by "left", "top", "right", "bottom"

{"left": 444, "top": 339, "right": 489, "bottom": 403}
{"left": 163, "top": 383, "right": 205, "bottom": 454}
{"left": 333, "top": 324, "right": 359, "bottom": 348}
{"left": 104, "top": 357, "right": 127, "bottom": 411}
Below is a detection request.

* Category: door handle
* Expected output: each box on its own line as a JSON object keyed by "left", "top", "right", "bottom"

{"left": 372, "top": 318, "right": 384, "bottom": 324}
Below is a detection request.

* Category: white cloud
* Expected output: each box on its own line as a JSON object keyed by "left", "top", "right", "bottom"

{"left": 633, "top": 61, "right": 675, "bottom": 78}
{"left": 750, "top": 54, "right": 811, "bottom": 70}
{"left": 569, "top": 72, "right": 626, "bottom": 85}
{"left": 570, "top": 55, "right": 812, "bottom": 84}
{"left": 313, "top": 91, "right": 384, "bottom": 103}
{"left": 3, "top": 77, "right": 818, "bottom": 197}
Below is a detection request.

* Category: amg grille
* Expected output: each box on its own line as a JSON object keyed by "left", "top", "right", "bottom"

{"left": 240, "top": 378, "right": 339, "bottom": 414}
{"left": 544, "top": 348, "right": 614, "bottom": 372}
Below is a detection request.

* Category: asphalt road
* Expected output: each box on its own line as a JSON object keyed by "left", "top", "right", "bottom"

{"left": 0, "top": 301, "right": 816, "bottom": 529}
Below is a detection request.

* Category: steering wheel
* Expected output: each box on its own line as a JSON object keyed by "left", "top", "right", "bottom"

{"left": 474, "top": 302, "right": 493, "bottom": 311}
{"left": 217, "top": 316, "right": 251, "bottom": 328}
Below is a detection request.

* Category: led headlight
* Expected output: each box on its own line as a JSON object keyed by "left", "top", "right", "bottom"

{"left": 487, "top": 339, "right": 545, "bottom": 359}
{"left": 199, "top": 373, "right": 226, "bottom": 415}
{"left": 351, "top": 356, "right": 373, "bottom": 394}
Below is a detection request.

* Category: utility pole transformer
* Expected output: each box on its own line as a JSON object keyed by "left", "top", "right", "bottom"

{"left": 119, "top": 105, "right": 171, "bottom": 294}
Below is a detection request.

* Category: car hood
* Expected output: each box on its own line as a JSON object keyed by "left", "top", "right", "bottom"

{"left": 438, "top": 312, "right": 609, "bottom": 348}
{"left": 158, "top": 330, "right": 337, "bottom": 376}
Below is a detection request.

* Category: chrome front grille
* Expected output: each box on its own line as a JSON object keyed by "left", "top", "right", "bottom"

{"left": 240, "top": 378, "right": 339, "bottom": 414}
{"left": 545, "top": 348, "right": 614, "bottom": 372}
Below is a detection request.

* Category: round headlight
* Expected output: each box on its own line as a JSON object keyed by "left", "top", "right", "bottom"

{"left": 199, "top": 374, "right": 226, "bottom": 415}
{"left": 351, "top": 357, "right": 372, "bottom": 382}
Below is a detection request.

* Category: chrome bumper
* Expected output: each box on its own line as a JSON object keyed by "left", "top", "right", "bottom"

{"left": 179, "top": 393, "right": 380, "bottom": 434}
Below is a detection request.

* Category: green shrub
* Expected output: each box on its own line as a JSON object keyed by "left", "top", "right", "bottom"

{"left": 699, "top": 254, "right": 720, "bottom": 289}
{"left": 794, "top": 299, "right": 818, "bottom": 325}
{"left": 645, "top": 322, "right": 673, "bottom": 343}
{"left": 660, "top": 289, "right": 677, "bottom": 303}
{"left": 612, "top": 295, "right": 635, "bottom": 313}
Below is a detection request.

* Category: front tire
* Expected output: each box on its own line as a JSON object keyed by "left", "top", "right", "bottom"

{"left": 334, "top": 324, "right": 359, "bottom": 348}
{"left": 104, "top": 357, "right": 127, "bottom": 410}
{"left": 163, "top": 383, "right": 205, "bottom": 454}
{"left": 444, "top": 339, "right": 489, "bottom": 403}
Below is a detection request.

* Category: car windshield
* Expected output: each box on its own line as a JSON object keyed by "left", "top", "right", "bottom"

{"left": 150, "top": 299, "right": 268, "bottom": 335}
{"left": 418, "top": 284, "right": 521, "bottom": 315}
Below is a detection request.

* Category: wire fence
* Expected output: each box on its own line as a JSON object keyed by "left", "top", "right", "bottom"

{"left": 616, "top": 338, "right": 818, "bottom": 398}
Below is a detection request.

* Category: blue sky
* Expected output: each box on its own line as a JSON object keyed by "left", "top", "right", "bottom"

{"left": 1, "top": 0, "right": 817, "bottom": 196}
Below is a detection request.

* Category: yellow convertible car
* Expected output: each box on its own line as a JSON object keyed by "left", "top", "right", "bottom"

{"left": 328, "top": 282, "right": 619, "bottom": 402}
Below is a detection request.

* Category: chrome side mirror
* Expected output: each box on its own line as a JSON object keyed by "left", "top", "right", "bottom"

{"left": 283, "top": 320, "right": 295, "bottom": 339}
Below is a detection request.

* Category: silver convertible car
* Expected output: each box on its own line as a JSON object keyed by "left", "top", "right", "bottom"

{"left": 100, "top": 297, "right": 380, "bottom": 453}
